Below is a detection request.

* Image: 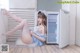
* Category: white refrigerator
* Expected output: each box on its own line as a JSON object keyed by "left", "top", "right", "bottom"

{"left": 35, "top": 9, "right": 70, "bottom": 48}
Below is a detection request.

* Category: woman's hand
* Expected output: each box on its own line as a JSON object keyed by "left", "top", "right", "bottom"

{"left": 30, "top": 30, "right": 34, "bottom": 35}
{"left": 30, "top": 31, "right": 46, "bottom": 42}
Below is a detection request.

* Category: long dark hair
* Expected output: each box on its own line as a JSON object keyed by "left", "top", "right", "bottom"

{"left": 37, "top": 11, "right": 47, "bottom": 27}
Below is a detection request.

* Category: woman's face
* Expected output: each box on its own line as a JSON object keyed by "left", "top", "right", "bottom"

{"left": 38, "top": 14, "right": 43, "bottom": 25}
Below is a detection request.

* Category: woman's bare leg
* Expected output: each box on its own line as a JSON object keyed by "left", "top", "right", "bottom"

{"left": 3, "top": 9, "right": 32, "bottom": 44}
{"left": 7, "top": 19, "right": 32, "bottom": 44}
{"left": 3, "top": 9, "right": 23, "bottom": 22}
{"left": 21, "top": 20, "right": 32, "bottom": 44}
{"left": 6, "top": 19, "right": 27, "bottom": 36}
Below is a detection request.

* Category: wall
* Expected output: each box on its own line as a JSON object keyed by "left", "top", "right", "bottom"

{"left": 62, "top": 0, "right": 76, "bottom": 45}
{"left": 76, "top": 0, "right": 80, "bottom": 46}
{"left": 69, "top": 0, "right": 76, "bottom": 45}
{"left": 37, "top": 0, "right": 61, "bottom": 11}
{"left": 0, "top": 0, "right": 9, "bottom": 10}
{"left": 0, "top": 9, "right": 8, "bottom": 44}
{"left": 69, "top": 4, "right": 76, "bottom": 45}
{"left": 9, "top": 0, "right": 36, "bottom": 8}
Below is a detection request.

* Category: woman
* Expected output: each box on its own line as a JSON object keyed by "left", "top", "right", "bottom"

{"left": 3, "top": 9, "right": 47, "bottom": 46}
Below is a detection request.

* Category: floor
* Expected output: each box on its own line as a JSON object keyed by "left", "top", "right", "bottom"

{"left": 9, "top": 45, "right": 80, "bottom": 53}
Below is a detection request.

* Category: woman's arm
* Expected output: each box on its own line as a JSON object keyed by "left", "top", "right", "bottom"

{"left": 31, "top": 31, "right": 46, "bottom": 42}
{"left": 3, "top": 9, "right": 23, "bottom": 22}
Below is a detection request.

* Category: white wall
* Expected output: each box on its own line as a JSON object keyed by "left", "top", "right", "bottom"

{"left": 0, "top": 0, "right": 9, "bottom": 10}
{"left": 69, "top": 3, "right": 76, "bottom": 45}
{"left": 62, "top": 0, "right": 76, "bottom": 45}
{"left": 9, "top": 0, "right": 36, "bottom": 8}
{"left": 37, "top": 0, "right": 61, "bottom": 11}
{"left": 76, "top": 0, "right": 80, "bottom": 46}
{"left": 0, "top": 9, "right": 8, "bottom": 44}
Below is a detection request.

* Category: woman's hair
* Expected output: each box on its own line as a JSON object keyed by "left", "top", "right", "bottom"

{"left": 37, "top": 11, "right": 47, "bottom": 27}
